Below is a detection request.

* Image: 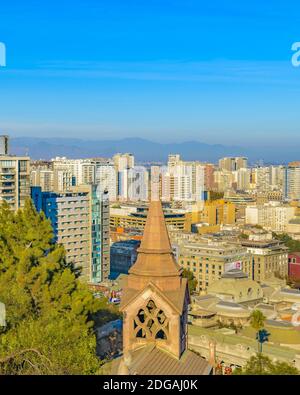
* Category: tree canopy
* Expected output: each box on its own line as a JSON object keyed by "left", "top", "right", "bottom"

{"left": 273, "top": 232, "right": 300, "bottom": 253}
{"left": 234, "top": 353, "right": 299, "bottom": 375}
{"left": 182, "top": 268, "right": 198, "bottom": 294}
{"left": 250, "top": 310, "right": 266, "bottom": 332}
{"left": 0, "top": 199, "right": 108, "bottom": 374}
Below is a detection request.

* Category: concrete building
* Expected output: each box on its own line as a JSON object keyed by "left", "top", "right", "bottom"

{"left": 52, "top": 157, "right": 96, "bottom": 186}
{"left": 241, "top": 237, "right": 288, "bottom": 283}
{"left": 110, "top": 203, "right": 186, "bottom": 231}
{"left": 163, "top": 154, "right": 207, "bottom": 202}
{"left": 31, "top": 185, "right": 110, "bottom": 283}
{"left": 31, "top": 168, "right": 54, "bottom": 192}
{"left": 0, "top": 135, "right": 9, "bottom": 155}
{"left": 284, "top": 162, "right": 300, "bottom": 201}
{"left": 53, "top": 168, "right": 74, "bottom": 192}
{"left": 178, "top": 240, "right": 251, "bottom": 292}
{"left": 207, "top": 269, "right": 263, "bottom": 305}
{"left": 213, "top": 169, "right": 234, "bottom": 193}
{"left": 245, "top": 202, "right": 296, "bottom": 232}
{"left": 184, "top": 199, "right": 236, "bottom": 233}
{"left": 110, "top": 240, "right": 141, "bottom": 280}
{"left": 236, "top": 168, "right": 251, "bottom": 191}
{"left": 127, "top": 166, "right": 149, "bottom": 201}
{"left": 288, "top": 252, "right": 300, "bottom": 281}
{"left": 219, "top": 157, "right": 247, "bottom": 172}
{"left": 113, "top": 153, "right": 134, "bottom": 200}
{"left": 95, "top": 161, "right": 117, "bottom": 201}
{"left": 0, "top": 155, "right": 31, "bottom": 211}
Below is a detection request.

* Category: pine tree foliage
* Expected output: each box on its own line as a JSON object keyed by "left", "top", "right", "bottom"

{"left": 0, "top": 199, "right": 105, "bottom": 374}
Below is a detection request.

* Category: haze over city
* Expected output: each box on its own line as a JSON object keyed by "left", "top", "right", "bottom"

{"left": 1, "top": 0, "right": 300, "bottom": 159}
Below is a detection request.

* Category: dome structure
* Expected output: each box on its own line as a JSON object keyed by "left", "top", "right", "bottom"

{"left": 207, "top": 269, "right": 263, "bottom": 304}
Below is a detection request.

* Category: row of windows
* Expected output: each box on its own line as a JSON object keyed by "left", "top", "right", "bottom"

{"left": 182, "top": 260, "right": 223, "bottom": 270}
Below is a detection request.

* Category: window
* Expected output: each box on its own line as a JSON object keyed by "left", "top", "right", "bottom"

{"left": 134, "top": 299, "right": 169, "bottom": 341}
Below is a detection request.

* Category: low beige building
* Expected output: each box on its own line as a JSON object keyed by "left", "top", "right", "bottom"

{"left": 241, "top": 237, "right": 288, "bottom": 283}
{"left": 207, "top": 269, "right": 264, "bottom": 305}
{"left": 178, "top": 240, "right": 252, "bottom": 292}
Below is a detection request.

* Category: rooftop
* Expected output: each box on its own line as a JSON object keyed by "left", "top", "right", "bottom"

{"left": 112, "top": 344, "right": 212, "bottom": 375}
{"left": 221, "top": 269, "right": 248, "bottom": 279}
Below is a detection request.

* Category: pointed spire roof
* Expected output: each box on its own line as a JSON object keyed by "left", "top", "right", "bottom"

{"left": 129, "top": 200, "right": 182, "bottom": 277}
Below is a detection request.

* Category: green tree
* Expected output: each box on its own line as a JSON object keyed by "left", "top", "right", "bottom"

{"left": 273, "top": 232, "right": 300, "bottom": 253}
{"left": 250, "top": 309, "right": 267, "bottom": 353}
{"left": 0, "top": 199, "right": 109, "bottom": 374}
{"left": 250, "top": 310, "right": 266, "bottom": 331}
{"left": 234, "top": 354, "right": 298, "bottom": 375}
{"left": 240, "top": 233, "right": 249, "bottom": 240}
{"left": 209, "top": 191, "right": 224, "bottom": 201}
{"left": 182, "top": 268, "right": 198, "bottom": 294}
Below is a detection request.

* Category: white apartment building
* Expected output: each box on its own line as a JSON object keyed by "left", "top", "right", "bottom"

{"left": 219, "top": 157, "right": 247, "bottom": 171}
{"left": 284, "top": 162, "right": 300, "bottom": 201}
{"left": 235, "top": 168, "right": 251, "bottom": 191}
{"left": 0, "top": 155, "right": 31, "bottom": 211}
{"left": 31, "top": 169, "right": 54, "bottom": 192}
{"left": 213, "top": 169, "right": 234, "bottom": 192}
{"left": 95, "top": 162, "right": 117, "bottom": 201}
{"left": 52, "top": 157, "right": 96, "bottom": 186}
{"left": 245, "top": 202, "right": 296, "bottom": 232}
{"left": 166, "top": 154, "right": 205, "bottom": 202}
{"left": 127, "top": 166, "right": 149, "bottom": 201}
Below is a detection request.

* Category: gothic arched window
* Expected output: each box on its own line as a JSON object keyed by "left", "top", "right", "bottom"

{"left": 134, "top": 299, "right": 169, "bottom": 340}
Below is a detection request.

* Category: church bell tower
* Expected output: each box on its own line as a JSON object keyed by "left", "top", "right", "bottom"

{"left": 120, "top": 199, "right": 190, "bottom": 359}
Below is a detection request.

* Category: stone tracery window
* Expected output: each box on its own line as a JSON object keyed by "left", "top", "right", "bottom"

{"left": 134, "top": 299, "right": 169, "bottom": 340}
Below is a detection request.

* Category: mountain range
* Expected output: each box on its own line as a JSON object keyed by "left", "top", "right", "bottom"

{"left": 8, "top": 137, "right": 293, "bottom": 164}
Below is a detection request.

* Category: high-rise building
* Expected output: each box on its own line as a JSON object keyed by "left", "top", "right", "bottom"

{"left": 113, "top": 153, "right": 135, "bottom": 200}
{"left": 31, "top": 185, "right": 110, "bottom": 283}
{"left": 0, "top": 135, "right": 9, "bottom": 155}
{"left": 95, "top": 161, "right": 117, "bottom": 201}
{"left": 236, "top": 168, "right": 251, "bottom": 191}
{"left": 31, "top": 168, "right": 54, "bottom": 192}
{"left": 284, "top": 162, "right": 300, "bottom": 201}
{"left": 219, "top": 157, "right": 247, "bottom": 172}
{"left": 213, "top": 169, "right": 234, "bottom": 192}
{"left": 110, "top": 239, "right": 140, "bottom": 280}
{"left": 166, "top": 154, "right": 206, "bottom": 202}
{"left": 245, "top": 202, "right": 295, "bottom": 232}
{"left": 127, "top": 166, "right": 149, "bottom": 201}
{"left": 204, "top": 163, "right": 215, "bottom": 191}
{"left": 0, "top": 155, "right": 31, "bottom": 210}
{"left": 52, "top": 157, "right": 95, "bottom": 186}
{"left": 53, "top": 169, "right": 74, "bottom": 192}
{"left": 150, "top": 166, "right": 161, "bottom": 201}
{"left": 113, "top": 153, "right": 134, "bottom": 171}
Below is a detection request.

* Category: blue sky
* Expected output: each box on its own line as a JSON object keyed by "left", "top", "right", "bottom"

{"left": 0, "top": 0, "right": 300, "bottom": 147}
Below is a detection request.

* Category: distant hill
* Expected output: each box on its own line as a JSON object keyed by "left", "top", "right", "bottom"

{"left": 9, "top": 136, "right": 292, "bottom": 164}
{"left": 10, "top": 137, "right": 248, "bottom": 162}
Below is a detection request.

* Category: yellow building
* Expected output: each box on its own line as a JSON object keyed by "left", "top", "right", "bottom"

{"left": 185, "top": 199, "right": 236, "bottom": 232}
